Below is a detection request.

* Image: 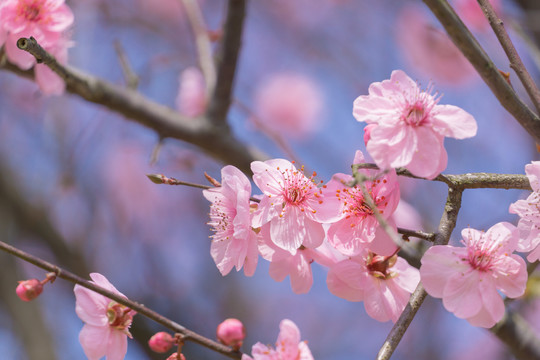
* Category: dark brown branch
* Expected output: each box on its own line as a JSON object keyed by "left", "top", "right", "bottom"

{"left": 397, "top": 228, "right": 436, "bottom": 242}
{"left": 377, "top": 187, "right": 464, "bottom": 360}
{"left": 0, "top": 239, "right": 243, "bottom": 359}
{"left": 206, "top": 0, "right": 246, "bottom": 125}
{"left": 422, "top": 0, "right": 540, "bottom": 143}
{"left": 477, "top": 0, "right": 540, "bottom": 115}
{"left": 10, "top": 37, "right": 266, "bottom": 174}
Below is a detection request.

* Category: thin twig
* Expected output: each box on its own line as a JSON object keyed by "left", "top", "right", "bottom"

{"left": 180, "top": 0, "right": 216, "bottom": 95}
{"left": 477, "top": 0, "right": 540, "bottom": 115}
{"left": 113, "top": 40, "right": 139, "bottom": 90}
{"left": 422, "top": 0, "right": 540, "bottom": 144}
{"left": 0, "top": 239, "right": 243, "bottom": 359}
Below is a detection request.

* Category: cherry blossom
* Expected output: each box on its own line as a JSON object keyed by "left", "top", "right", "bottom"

{"left": 74, "top": 273, "right": 136, "bottom": 360}
{"left": 203, "top": 165, "right": 259, "bottom": 276}
{"left": 420, "top": 222, "right": 527, "bottom": 328}
{"left": 509, "top": 161, "right": 540, "bottom": 262}
{"left": 353, "top": 70, "right": 477, "bottom": 179}
{"left": 327, "top": 248, "right": 420, "bottom": 322}
{"left": 251, "top": 159, "right": 339, "bottom": 255}
{"left": 176, "top": 67, "right": 207, "bottom": 117}
{"left": 323, "top": 150, "right": 400, "bottom": 256}
{"left": 217, "top": 318, "right": 246, "bottom": 350}
{"left": 242, "top": 319, "right": 313, "bottom": 360}
{"left": 253, "top": 73, "right": 324, "bottom": 139}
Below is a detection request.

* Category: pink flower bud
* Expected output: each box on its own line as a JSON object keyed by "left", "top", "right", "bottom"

{"left": 16, "top": 279, "right": 43, "bottom": 301}
{"left": 216, "top": 318, "right": 245, "bottom": 350}
{"left": 363, "top": 124, "right": 377, "bottom": 145}
{"left": 166, "top": 353, "right": 186, "bottom": 360}
{"left": 148, "top": 332, "right": 174, "bottom": 353}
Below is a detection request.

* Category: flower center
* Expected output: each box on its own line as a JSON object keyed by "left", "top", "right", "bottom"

{"left": 366, "top": 252, "right": 397, "bottom": 279}
{"left": 17, "top": 0, "right": 45, "bottom": 22}
{"left": 404, "top": 103, "right": 426, "bottom": 126}
{"left": 106, "top": 301, "right": 136, "bottom": 337}
{"left": 208, "top": 198, "right": 234, "bottom": 240}
{"left": 399, "top": 82, "right": 440, "bottom": 127}
{"left": 336, "top": 179, "right": 388, "bottom": 219}
{"left": 463, "top": 231, "right": 505, "bottom": 272}
{"left": 279, "top": 165, "right": 319, "bottom": 209}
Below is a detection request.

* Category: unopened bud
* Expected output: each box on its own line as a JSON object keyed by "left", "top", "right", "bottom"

{"left": 217, "top": 318, "right": 245, "bottom": 350}
{"left": 148, "top": 332, "right": 174, "bottom": 353}
{"left": 166, "top": 353, "right": 186, "bottom": 360}
{"left": 16, "top": 279, "right": 43, "bottom": 301}
{"left": 146, "top": 174, "right": 165, "bottom": 184}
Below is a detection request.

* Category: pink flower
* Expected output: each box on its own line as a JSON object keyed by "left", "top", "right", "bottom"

{"left": 74, "top": 273, "right": 136, "bottom": 360}
{"left": 176, "top": 67, "right": 207, "bottom": 117}
{"left": 327, "top": 249, "right": 420, "bottom": 322}
{"left": 353, "top": 70, "right": 477, "bottom": 179}
{"left": 0, "top": 0, "right": 74, "bottom": 69}
{"left": 251, "top": 159, "right": 339, "bottom": 255}
{"left": 420, "top": 222, "right": 527, "bottom": 328}
{"left": 243, "top": 319, "right": 313, "bottom": 360}
{"left": 323, "top": 150, "right": 401, "bottom": 256}
{"left": 395, "top": 6, "right": 477, "bottom": 86}
{"left": 509, "top": 161, "right": 540, "bottom": 262}
{"left": 148, "top": 332, "right": 174, "bottom": 353}
{"left": 203, "top": 165, "right": 259, "bottom": 276}
{"left": 16, "top": 278, "right": 43, "bottom": 301}
{"left": 258, "top": 225, "right": 316, "bottom": 294}
{"left": 253, "top": 73, "right": 324, "bottom": 139}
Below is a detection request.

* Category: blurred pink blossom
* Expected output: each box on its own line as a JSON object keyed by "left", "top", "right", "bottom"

{"left": 353, "top": 70, "right": 477, "bottom": 179}
{"left": 322, "top": 150, "right": 401, "bottom": 256}
{"left": 395, "top": 6, "right": 477, "bottom": 86}
{"left": 251, "top": 159, "right": 340, "bottom": 255}
{"left": 242, "top": 319, "right": 313, "bottom": 360}
{"left": 34, "top": 35, "right": 71, "bottom": 95}
{"left": 420, "top": 222, "right": 527, "bottom": 328}
{"left": 74, "top": 273, "right": 136, "bottom": 360}
{"left": 453, "top": 0, "right": 502, "bottom": 32}
{"left": 0, "top": 0, "right": 74, "bottom": 69}
{"left": 203, "top": 165, "right": 259, "bottom": 277}
{"left": 509, "top": 161, "right": 540, "bottom": 262}
{"left": 253, "top": 73, "right": 324, "bottom": 139}
{"left": 176, "top": 67, "right": 207, "bottom": 117}
{"left": 327, "top": 249, "right": 420, "bottom": 322}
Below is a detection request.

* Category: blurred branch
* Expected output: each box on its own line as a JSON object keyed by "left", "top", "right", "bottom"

{"left": 206, "top": 0, "right": 246, "bottom": 125}
{"left": 181, "top": 0, "right": 217, "bottom": 95}
{"left": 377, "top": 186, "right": 464, "bottom": 360}
{"left": 422, "top": 0, "right": 540, "bottom": 143}
{"left": 477, "top": 0, "right": 540, "bottom": 115}
{"left": 0, "top": 239, "right": 244, "bottom": 359}
{"left": 491, "top": 310, "right": 540, "bottom": 360}
{"left": 5, "top": 37, "right": 266, "bottom": 174}
{"left": 113, "top": 40, "right": 139, "bottom": 89}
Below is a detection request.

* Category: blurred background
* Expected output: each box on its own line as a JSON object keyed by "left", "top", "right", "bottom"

{"left": 1, "top": 0, "right": 540, "bottom": 359}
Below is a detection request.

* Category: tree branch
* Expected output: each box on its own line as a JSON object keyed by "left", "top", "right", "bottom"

{"left": 477, "top": 0, "right": 540, "bottom": 115}
{"left": 0, "top": 239, "right": 244, "bottom": 359}
{"left": 206, "top": 0, "right": 246, "bottom": 125}
{"left": 422, "top": 0, "right": 540, "bottom": 143}
{"left": 8, "top": 37, "right": 266, "bottom": 174}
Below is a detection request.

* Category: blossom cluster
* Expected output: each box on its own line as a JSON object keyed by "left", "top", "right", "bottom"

{"left": 0, "top": 0, "right": 74, "bottom": 94}
{"left": 204, "top": 152, "right": 420, "bottom": 323}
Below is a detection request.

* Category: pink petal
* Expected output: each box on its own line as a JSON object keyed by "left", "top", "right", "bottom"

{"left": 363, "top": 279, "right": 402, "bottom": 322}
{"left": 367, "top": 122, "right": 417, "bottom": 170}
{"left": 79, "top": 324, "right": 110, "bottom": 360}
{"left": 276, "top": 319, "right": 301, "bottom": 356}
{"left": 74, "top": 285, "right": 109, "bottom": 326}
{"left": 442, "top": 270, "right": 483, "bottom": 319}
{"left": 298, "top": 341, "right": 314, "bottom": 360}
{"left": 326, "top": 260, "right": 364, "bottom": 301}
{"left": 367, "top": 220, "right": 400, "bottom": 256}
{"left": 525, "top": 161, "right": 540, "bottom": 192}
{"left": 431, "top": 104, "right": 477, "bottom": 139}
{"left": 420, "top": 245, "right": 467, "bottom": 297}
{"left": 301, "top": 217, "right": 325, "bottom": 249}
{"left": 270, "top": 206, "right": 305, "bottom": 254}
{"left": 289, "top": 253, "right": 314, "bottom": 294}
{"left": 493, "top": 254, "right": 527, "bottom": 298}
{"left": 484, "top": 221, "right": 519, "bottom": 253}
{"left": 35, "top": 63, "right": 65, "bottom": 95}
{"left": 105, "top": 329, "right": 129, "bottom": 360}
{"left": 405, "top": 127, "right": 445, "bottom": 179}
{"left": 474, "top": 275, "right": 505, "bottom": 327}
{"left": 392, "top": 258, "right": 420, "bottom": 293}
{"left": 353, "top": 95, "right": 395, "bottom": 124}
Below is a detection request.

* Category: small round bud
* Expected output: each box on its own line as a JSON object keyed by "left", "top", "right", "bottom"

{"left": 148, "top": 332, "right": 174, "bottom": 353}
{"left": 217, "top": 318, "right": 245, "bottom": 350}
{"left": 16, "top": 279, "right": 43, "bottom": 301}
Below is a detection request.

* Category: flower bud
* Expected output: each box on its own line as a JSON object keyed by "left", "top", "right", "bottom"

{"left": 166, "top": 353, "right": 186, "bottom": 360}
{"left": 148, "top": 332, "right": 174, "bottom": 353}
{"left": 16, "top": 279, "right": 43, "bottom": 301}
{"left": 217, "top": 318, "right": 245, "bottom": 350}
{"left": 363, "top": 124, "right": 377, "bottom": 145}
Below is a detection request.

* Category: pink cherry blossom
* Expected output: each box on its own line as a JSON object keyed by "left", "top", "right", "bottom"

{"left": 74, "top": 273, "right": 136, "bottom": 360}
{"left": 323, "top": 150, "right": 401, "bottom": 256}
{"left": 176, "top": 67, "right": 207, "bottom": 117}
{"left": 251, "top": 159, "right": 339, "bottom": 255}
{"left": 203, "top": 165, "right": 259, "bottom": 276}
{"left": 395, "top": 6, "right": 477, "bottom": 86}
{"left": 216, "top": 318, "right": 245, "bottom": 350}
{"left": 353, "top": 70, "right": 477, "bottom": 179}
{"left": 253, "top": 73, "right": 324, "bottom": 139}
{"left": 327, "top": 248, "right": 420, "bottom": 322}
{"left": 258, "top": 225, "right": 316, "bottom": 294}
{"left": 243, "top": 319, "right": 313, "bottom": 360}
{"left": 420, "top": 222, "right": 527, "bottom": 328}
{"left": 0, "top": 0, "right": 74, "bottom": 69}
{"left": 509, "top": 161, "right": 540, "bottom": 262}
